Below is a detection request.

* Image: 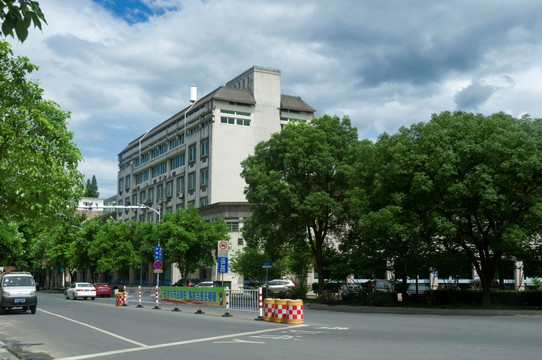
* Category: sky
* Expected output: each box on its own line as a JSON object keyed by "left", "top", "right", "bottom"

{"left": 10, "top": 0, "right": 542, "bottom": 198}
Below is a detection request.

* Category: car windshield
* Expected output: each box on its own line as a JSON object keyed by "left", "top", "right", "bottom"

{"left": 2, "top": 277, "right": 34, "bottom": 287}
{"left": 78, "top": 283, "right": 93, "bottom": 288}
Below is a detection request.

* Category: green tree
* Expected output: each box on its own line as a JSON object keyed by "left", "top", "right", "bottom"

{"left": 241, "top": 115, "right": 360, "bottom": 294}
{"left": 84, "top": 175, "right": 99, "bottom": 197}
{"left": 89, "top": 218, "right": 140, "bottom": 275}
{"left": 0, "top": 41, "right": 84, "bottom": 228}
{"left": 374, "top": 111, "right": 542, "bottom": 306}
{"left": 0, "top": 219, "right": 24, "bottom": 265}
{"left": 159, "top": 207, "right": 229, "bottom": 286}
{"left": 230, "top": 246, "right": 286, "bottom": 286}
{"left": 0, "top": 0, "right": 46, "bottom": 42}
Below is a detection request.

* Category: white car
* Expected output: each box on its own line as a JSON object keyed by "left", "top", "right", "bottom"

{"left": 195, "top": 281, "right": 214, "bottom": 287}
{"left": 65, "top": 282, "right": 96, "bottom": 300}
{"left": 267, "top": 279, "right": 295, "bottom": 294}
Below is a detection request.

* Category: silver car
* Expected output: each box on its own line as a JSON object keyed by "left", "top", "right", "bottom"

{"left": 0, "top": 271, "right": 38, "bottom": 314}
{"left": 65, "top": 282, "right": 96, "bottom": 300}
{"left": 267, "top": 279, "right": 295, "bottom": 294}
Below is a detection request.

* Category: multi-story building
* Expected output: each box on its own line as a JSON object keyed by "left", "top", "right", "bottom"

{"left": 117, "top": 66, "right": 315, "bottom": 288}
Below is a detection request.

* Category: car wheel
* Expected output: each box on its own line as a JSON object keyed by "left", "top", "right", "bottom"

{"left": 91, "top": 297, "right": 95, "bottom": 301}
{"left": 0, "top": 306, "right": 5, "bottom": 315}
{"left": 71, "top": 293, "right": 76, "bottom": 300}
{"left": 30, "top": 306, "right": 36, "bottom": 314}
{"left": 84, "top": 297, "right": 88, "bottom": 300}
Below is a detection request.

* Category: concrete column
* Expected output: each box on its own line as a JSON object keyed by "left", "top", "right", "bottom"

{"left": 515, "top": 260, "right": 525, "bottom": 291}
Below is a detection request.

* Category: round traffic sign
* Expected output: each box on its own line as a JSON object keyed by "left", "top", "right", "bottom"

{"left": 154, "top": 260, "right": 163, "bottom": 270}
{"left": 218, "top": 241, "right": 228, "bottom": 250}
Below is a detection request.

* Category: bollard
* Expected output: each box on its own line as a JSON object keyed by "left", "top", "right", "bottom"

{"left": 264, "top": 298, "right": 275, "bottom": 321}
{"left": 255, "top": 287, "right": 264, "bottom": 321}
{"left": 287, "top": 299, "right": 304, "bottom": 324}
{"left": 222, "top": 287, "right": 232, "bottom": 317}
{"left": 123, "top": 285, "right": 128, "bottom": 306}
{"left": 136, "top": 285, "right": 143, "bottom": 308}
{"left": 153, "top": 285, "right": 160, "bottom": 309}
{"left": 273, "top": 299, "right": 288, "bottom": 323}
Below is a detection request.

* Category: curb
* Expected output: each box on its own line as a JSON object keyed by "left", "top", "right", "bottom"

{"left": 0, "top": 340, "right": 18, "bottom": 360}
{"left": 304, "top": 303, "right": 542, "bottom": 316}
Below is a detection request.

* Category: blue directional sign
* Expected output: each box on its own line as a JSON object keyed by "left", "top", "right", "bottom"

{"left": 154, "top": 246, "right": 163, "bottom": 261}
{"left": 262, "top": 261, "right": 272, "bottom": 268}
{"left": 217, "top": 257, "right": 228, "bottom": 274}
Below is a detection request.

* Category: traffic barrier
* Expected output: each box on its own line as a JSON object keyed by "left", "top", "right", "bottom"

{"left": 222, "top": 287, "right": 231, "bottom": 317}
{"left": 116, "top": 292, "right": 124, "bottom": 306}
{"left": 255, "top": 287, "right": 263, "bottom": 320}
{"left": 123, "top": 286, "right": 128, "bottom": 306}
{"left": 273, "top": 298, "right": 288, "bottom": 323}
{"left": 153, "top": 286, "right": 160, "bottom": 309}
{"left": 137, "top": 285, "right": 143, "bottom": 308}
{"left": 287, "top": 299, "right": 303, "bottom": 324}
{"left": 264, "top": 298, "right": 275, "bottom": 321}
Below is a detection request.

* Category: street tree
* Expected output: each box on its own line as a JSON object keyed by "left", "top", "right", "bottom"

{"left": 230, "top": 246, "right": 286, "bottom": 286}
{"left": 380, "top": 111, "right": 542, "bottom": 306}
{"left": 159, "top": 207, "right": 229, "bottom": 286}
{"left": 89, "top": 218, "right": 140, "bottom": 275}
{"left": 0, "top": 0, "right": 46, "bottom": 42}
{"left": 241, "top": 115, "right": 360, "bottom": 294}
{"left": 0, "top": 41, "right": 84, "bottom": 228}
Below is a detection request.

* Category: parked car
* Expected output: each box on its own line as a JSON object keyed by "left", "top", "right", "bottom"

{"left": 406, "top": 283, "right": 430, "bottom": 297}
{"left": 267, "top": 279, "right": 295, "bottom": 294}
{"left": 94, "top": 283, "right": 112, "bottom": 297}
{"left": 437, "top": 284, "right": 461, "bottom": 291}
{"left": 65, "top": 282, "right": 96, "bottom": 300}
{"left": 341, "top": 283, "right": 364, "bottom": 300}
{"left": 374, "top": 280, "right": 395, "bottom": 293}
{"left": 195, "top": 281, "right": 214, "bottom": 287}
{"left": 0, "top": 271, "right": 38, "bottom": 314}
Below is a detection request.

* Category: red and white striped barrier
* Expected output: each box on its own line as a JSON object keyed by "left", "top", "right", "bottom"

{"left": 287, "top": 299, "right": 303, "bottom": 324}
{"left": 153, "top": 286, "right": 160, "bottom": 309}
{"left": 123, "top": 286, "right": 128, "bottom": 306}
{"left": 222, "top": 287, "right": 232, "bottom": 317}
{"left": 136, "top": 285, "right": 143, "bottom": 308}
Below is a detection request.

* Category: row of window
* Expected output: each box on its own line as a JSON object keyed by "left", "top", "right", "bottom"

{"left": 121, "top": 169, "right": 209, "bottom": 205}
{"left": 129, "top": 139, "right": 209, "bottom": 187}
{"left": 221, "top": 117, "right": 251, "bottom": 126}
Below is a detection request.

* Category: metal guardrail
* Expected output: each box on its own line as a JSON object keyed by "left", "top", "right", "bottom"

{"left": 122, "top": 286, "right": 262, "bottom": 314}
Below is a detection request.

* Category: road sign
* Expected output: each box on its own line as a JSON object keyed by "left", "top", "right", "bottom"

{"left": 262, "top": 261, "right": 272, "bottom": 268}
{"left": 153, "top": 269, "right": 163, "bottom": 274}
{"left": 218, "top": 241, "right": 229, "bottom": 258}
{"left": 217, "top": 257, "right": 228, "bottom": 274}
{"left": 154, "top": 246, "right": 163, "bottom": 261}
{"left": 154, "top": 260, "right": 163, "bottom": 270}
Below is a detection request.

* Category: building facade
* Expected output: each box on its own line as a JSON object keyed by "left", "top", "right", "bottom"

{"left": 117, "top": 66, "right": 315, "bottom": 288}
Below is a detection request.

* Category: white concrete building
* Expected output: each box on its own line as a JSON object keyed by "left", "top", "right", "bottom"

{"left": 117, "top": 66, "right": 315, "bottom": 288}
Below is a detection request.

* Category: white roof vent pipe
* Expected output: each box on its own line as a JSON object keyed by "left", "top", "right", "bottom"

{"left": 190, "top": 84, "right": 197, "bottom": 104}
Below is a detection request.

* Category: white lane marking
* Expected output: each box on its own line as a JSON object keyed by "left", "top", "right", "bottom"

{"left": 38, "top": 308, "right": 147, "bottom": 347}
{"left": 213, "top": 339, "right": 266, "bottom": 344}
{"left": 56, "top": 325, "right": 307, "bottom": 360}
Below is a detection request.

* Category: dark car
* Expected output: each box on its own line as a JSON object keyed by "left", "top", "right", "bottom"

{"left": 94, "top": 283, "right": 112, "bottom": 297}
{"left": 341, "top": 283, "right": 364, "bottom": 300}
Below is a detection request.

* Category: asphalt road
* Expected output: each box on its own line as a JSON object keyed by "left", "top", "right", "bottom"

{"left": 1, "top": 292, "right": 541, "bottom": 359}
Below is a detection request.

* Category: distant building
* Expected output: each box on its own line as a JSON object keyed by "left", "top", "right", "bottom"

{"left": 117, "top": 66, "right": 315, "bottom": 287}
{"left": 76, "top": 197, "right": 104, "bottom": 219}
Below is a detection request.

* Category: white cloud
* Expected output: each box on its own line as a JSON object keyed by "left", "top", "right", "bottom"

{"left": 10, "top": 0, "right": 542, "bottom": 197}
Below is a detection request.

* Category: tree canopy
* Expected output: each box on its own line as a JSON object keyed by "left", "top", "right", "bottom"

{"left": 0, "top": 0, "right": 46, "bottom": 42}
{"left": 241, "top": 114, "right": 361, "bottom": 293}
{"left": 85, "top": 175, "right": 99, "bottom": 197}
{"left": 0, "top": 40, "right": 84, "bottom": 226}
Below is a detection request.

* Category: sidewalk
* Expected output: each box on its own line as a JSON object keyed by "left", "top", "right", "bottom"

{"left": 0, "top": 340, "right": 18, "bottom": 360}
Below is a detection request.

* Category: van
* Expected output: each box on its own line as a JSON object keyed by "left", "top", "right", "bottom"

{"left": 0, "top": 271, "right": 38, "bottom": 314}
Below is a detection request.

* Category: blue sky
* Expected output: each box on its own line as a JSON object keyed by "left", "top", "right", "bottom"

{"left": 11, "top": 0, "right": 542, "bottom": 197}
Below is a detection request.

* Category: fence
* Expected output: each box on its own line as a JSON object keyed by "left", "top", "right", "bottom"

{"left": 122, "top": 286, "right": 262, "bottom": 315}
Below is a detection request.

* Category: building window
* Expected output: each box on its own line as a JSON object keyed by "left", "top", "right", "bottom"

{"left": 171, "top": 153, "right": 185, "bottom": 170}
{"left": 238, "top": 237, "right": 244, "bottom": 246}
{"left": 118, "top": 178, "right": 124, "bottom": 193}
{"left": 140, "top": 191, "right": 146, "bottom": 204}
{"left": 189, "top": 145, "right": 196, "bottom": 163}
{"left": 124, "top": 197, "right": 130, "bottom": 206}
{"left": 132, "top": 194, "right": 137, "bottom": 206}
{"left": 201, "top": 139, "right": 209, "bottom": 158}
{"left": 148, "top": 213, "right": 153, "bottom": 222}
{"left": 221, "top": 116, "right": 250, "bottom": 126}
{"left": 166, "top": 181, "right": 173, "bottom": 197}
{"left": 176, "top": 177, "right": 185, "bottom": 195}
{"left": 125, "top": 175, "right": 130, "bottom": 190}
{"left": 226, "top": 222, "right": 240, "bottom": 232}
{"left": 200, "top": 168, "right": 208, "bottom": 186}
{"left": 137, "top": 153, "right": 149, "bottom": 166}
{"left": 136, "top": 170, "right": 149, "bottom": 185}
{"left": 188, "top": 173, "right": 196, "bottom": 190}
{"left": 148, "top": 188, "right": 154, "bottom": 203}
{"left": 170, "top": 137, "right": 181, "bottom": 150}
{"left": 152, "top": 162, "right": 167, "bottom": 178}
{"left": 157, "top": 185, "right": 163, "bottom": 200}
{"left": 151, "top": 144, "right": 168, "bottom": 159}
{"left": 200, "top": 197, "right": 208, "bottom": 207}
